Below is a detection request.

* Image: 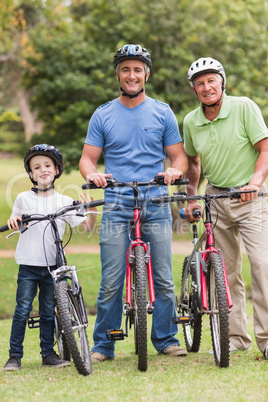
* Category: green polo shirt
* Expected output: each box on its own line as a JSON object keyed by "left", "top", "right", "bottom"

{"left": 183, "top": 95, "right": 268, "bottom": 187}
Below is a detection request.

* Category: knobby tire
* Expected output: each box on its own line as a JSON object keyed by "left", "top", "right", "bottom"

{"left": 134, "top": 245, "right": 148, "bottom": 371}
{"left": 54, "top": 311, "right": 70, "bottom": 361}
{"left": 132, "top": 272, "right": 139, "bottom": 356}
{"left": 181, "top": 256, "right": 202, "bottom": 352}
{"left": 207, "top": 253, "right": 230, "bottom": 367}
{"left": 56, "top": 281, "right": 92, "bottom": 375}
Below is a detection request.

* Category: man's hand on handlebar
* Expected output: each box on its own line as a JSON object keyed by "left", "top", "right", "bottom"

{"left": 239, "top": 184, "right": 260, "bottom": 204}
{"left": 184, "top": 201, "right": 203, "bottom": 222}
{"left": 158, "top": 168, "right": 183, "bottom": 185}
{"left": 86, "top": 172, "right": 112, "bottom": 188}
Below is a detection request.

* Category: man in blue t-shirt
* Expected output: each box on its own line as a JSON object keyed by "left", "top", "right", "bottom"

{"left": 80, "top": 44, "right": 188, "bottom": 363}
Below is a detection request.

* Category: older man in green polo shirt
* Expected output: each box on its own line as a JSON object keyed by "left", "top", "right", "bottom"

{"left": 183, "top": 57, "right": 268, "bottom": 360}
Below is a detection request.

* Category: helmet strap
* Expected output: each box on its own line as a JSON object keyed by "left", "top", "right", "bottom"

{"left": 120, "top": 87, "right": 144, "bottom": 99}
{"left": 31, "top": 184, "right": 54, "bottom": 193}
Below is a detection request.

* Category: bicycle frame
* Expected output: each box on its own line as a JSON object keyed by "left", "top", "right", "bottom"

{"left": 125, "top": 182, "right": 155, "bottom": 316}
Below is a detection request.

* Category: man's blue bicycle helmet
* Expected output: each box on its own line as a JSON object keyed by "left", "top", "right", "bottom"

{"left": 24, "top": 144, "right": 64, "bottom": 185}
{"left": 113, "top": 44, "right": 152, "bottom": 69}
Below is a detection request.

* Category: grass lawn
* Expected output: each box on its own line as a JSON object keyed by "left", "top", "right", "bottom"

{"left": 0, "top": 302, "right": 267, "bottom": 402}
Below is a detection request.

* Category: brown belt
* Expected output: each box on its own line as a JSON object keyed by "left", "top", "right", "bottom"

{"left": 211, "top": 183, "right": 249, "bottom": 191}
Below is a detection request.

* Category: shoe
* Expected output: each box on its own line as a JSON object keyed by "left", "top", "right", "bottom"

{"left": 263, "top": 345, "right": 268, "bottom": 359}
{"left": 90, "top": 352, "right": 113, "bottom": 363}
{"left": 208, "top": 342, "right": 239, "bottom": 355}
{"left": 42, "top": 351, "right": 70, "bottom": 368}
{"left": 3, "top": 356, "right": 21, "bottom": 371}
{"left": 162, "top": 345, "right": 188, "bottom": 356}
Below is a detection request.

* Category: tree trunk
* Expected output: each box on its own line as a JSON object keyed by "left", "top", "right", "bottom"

{"left": 17, "top": 88, "right": 43, "bottom": 142}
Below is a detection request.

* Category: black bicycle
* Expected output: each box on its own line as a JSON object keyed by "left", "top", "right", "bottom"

{"left": 0, "top": 197, "right": 105, "bottom": 375}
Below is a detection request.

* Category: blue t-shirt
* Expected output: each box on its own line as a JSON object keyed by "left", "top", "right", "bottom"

{"left": 85, "top": 97, "right": 182, "bottom": 204}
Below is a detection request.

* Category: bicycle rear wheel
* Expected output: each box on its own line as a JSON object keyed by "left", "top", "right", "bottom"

{"left": 54, "top": 309, "right": 70, "bottom": 361}
{"left": 181, "top": 256, "right": 202, "bottom": 352}
{"left": 56, "top": 281, "right": 92, "bottom": 375}
{"left": 133, "top": 245, "right": 147, "bottom": 371}
{"left": 207, "top": 253, "right": 230, "bottom": 367}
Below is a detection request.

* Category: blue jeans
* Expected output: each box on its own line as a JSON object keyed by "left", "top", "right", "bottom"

{"left": 9, "top": 265, "right": 56, "bottom": 359}
{"left": 92, "top": 202, "right": 180, "bottom": 357}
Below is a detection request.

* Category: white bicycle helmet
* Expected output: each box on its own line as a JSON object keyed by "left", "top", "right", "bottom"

{"left": 188, "top": 57, "right": 226, "bottom": 88}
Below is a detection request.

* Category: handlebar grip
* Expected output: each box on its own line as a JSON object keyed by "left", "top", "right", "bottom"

{"left": 174, "top": 178, "right": 190, "bottom": 186}
{"left": 82, "top": 178, "right": 116, "bottom": 190}
{"left": 82, "top": 182, "right": 98, "bottom": 190}
{"left": 83, "top": 199, "right": 105, "bottom": 208}
{"left": 0, "top": 224, "right": 9, "bottom": 232}
{"left": 153, "top": 176, "right": 189, "bottom": 186}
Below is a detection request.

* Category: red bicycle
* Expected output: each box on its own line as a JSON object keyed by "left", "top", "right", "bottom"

{"left": 82, "top": 176, "right": 188, "bottom": 371}
{"left": 152, "top": 187, "right": 256, "bottom": 367}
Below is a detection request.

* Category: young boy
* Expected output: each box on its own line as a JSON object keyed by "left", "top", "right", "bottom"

{"left": 3, "top": 144, "right": 96, "bottom": 371}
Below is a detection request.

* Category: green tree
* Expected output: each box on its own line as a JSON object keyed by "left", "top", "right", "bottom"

{"left": 2, "top": 0, "right": 267, "bottom": 169}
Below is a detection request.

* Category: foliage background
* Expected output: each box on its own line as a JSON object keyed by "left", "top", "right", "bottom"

{"left": 0, "top": 0, "right": 267, "bottom": 170}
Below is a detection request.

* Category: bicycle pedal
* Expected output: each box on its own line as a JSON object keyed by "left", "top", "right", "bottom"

{"left": 173, "top": 316, "right": 192, "bottom": 325}
{"left": 106, "top": 329, "right": 126, "bottom": 341}
{"left": 28, "top": 315, "right": 40, "bottom": 329}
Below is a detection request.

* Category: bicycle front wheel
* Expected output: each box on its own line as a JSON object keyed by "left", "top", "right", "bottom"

{"left": 181, "top": 256, "right": 202, "bottom": 352}
{"left": 207, "top": 253, "right": 230, "bottom": 367}
{"left": 134, "top": 245, "right": 147, "bottom": 372}
{"left": 56, "top": 281, "right": 92, "bottom": 375}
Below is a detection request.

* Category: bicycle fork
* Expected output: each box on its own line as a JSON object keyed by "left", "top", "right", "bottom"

{"left": 201, "top": 221, "right": 233, "bottom": 312}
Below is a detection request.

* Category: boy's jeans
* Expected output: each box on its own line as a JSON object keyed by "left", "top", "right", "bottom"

{"left": 9, "top": 265, "right": 56, "bottom": 359}
{"left": 92, "top": 202, "right": 180, "bottom": 357}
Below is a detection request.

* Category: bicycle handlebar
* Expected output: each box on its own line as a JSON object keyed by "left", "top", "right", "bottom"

{"left": 152, "top": 188, "right": 262, "bottom": 204}
{"left": 82, "top": 176, "right": 189, "bottom": 190}
{"left": 0, "top": 198, "right": 105, "bottom": 233}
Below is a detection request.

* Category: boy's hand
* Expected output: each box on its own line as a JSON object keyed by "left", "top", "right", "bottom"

{"left": 79, "top": 192, "right": 97, "bottom": 212}
{"left": 7, "top": 217, "right": 22, "bottom": 231}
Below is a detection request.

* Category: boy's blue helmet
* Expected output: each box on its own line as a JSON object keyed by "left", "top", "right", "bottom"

{"left": 24, "top": 144, "right": 64, "bottom": 185}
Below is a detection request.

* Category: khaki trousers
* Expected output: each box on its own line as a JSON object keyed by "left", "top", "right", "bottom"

{"left": 206, "top": 183, "right": 268, "bottom": 354}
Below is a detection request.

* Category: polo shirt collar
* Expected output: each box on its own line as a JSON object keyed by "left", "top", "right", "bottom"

{"left": 196, "top": 94, "right": 231, "bottom": 126}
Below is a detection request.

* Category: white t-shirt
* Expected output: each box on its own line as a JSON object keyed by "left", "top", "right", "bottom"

{"left": 11, "top": 190, "right": 85, "bottom": 266}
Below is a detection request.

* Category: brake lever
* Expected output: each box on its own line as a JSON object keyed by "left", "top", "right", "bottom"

{"left": 6, "top": 230, "right": 20, "bottom": 239}
{"left": 84, "top": 211, "right": 100, "bottom": 216}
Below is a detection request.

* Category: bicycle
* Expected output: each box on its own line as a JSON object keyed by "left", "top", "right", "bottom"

{"left": 152, "top": 187, "right": 257, "bottom": 367}
{"left": 0, "top": 197, "right": 105, "bottom": 375}
{"left": 82, "top": 175, "right": 189, "bottom": 371}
